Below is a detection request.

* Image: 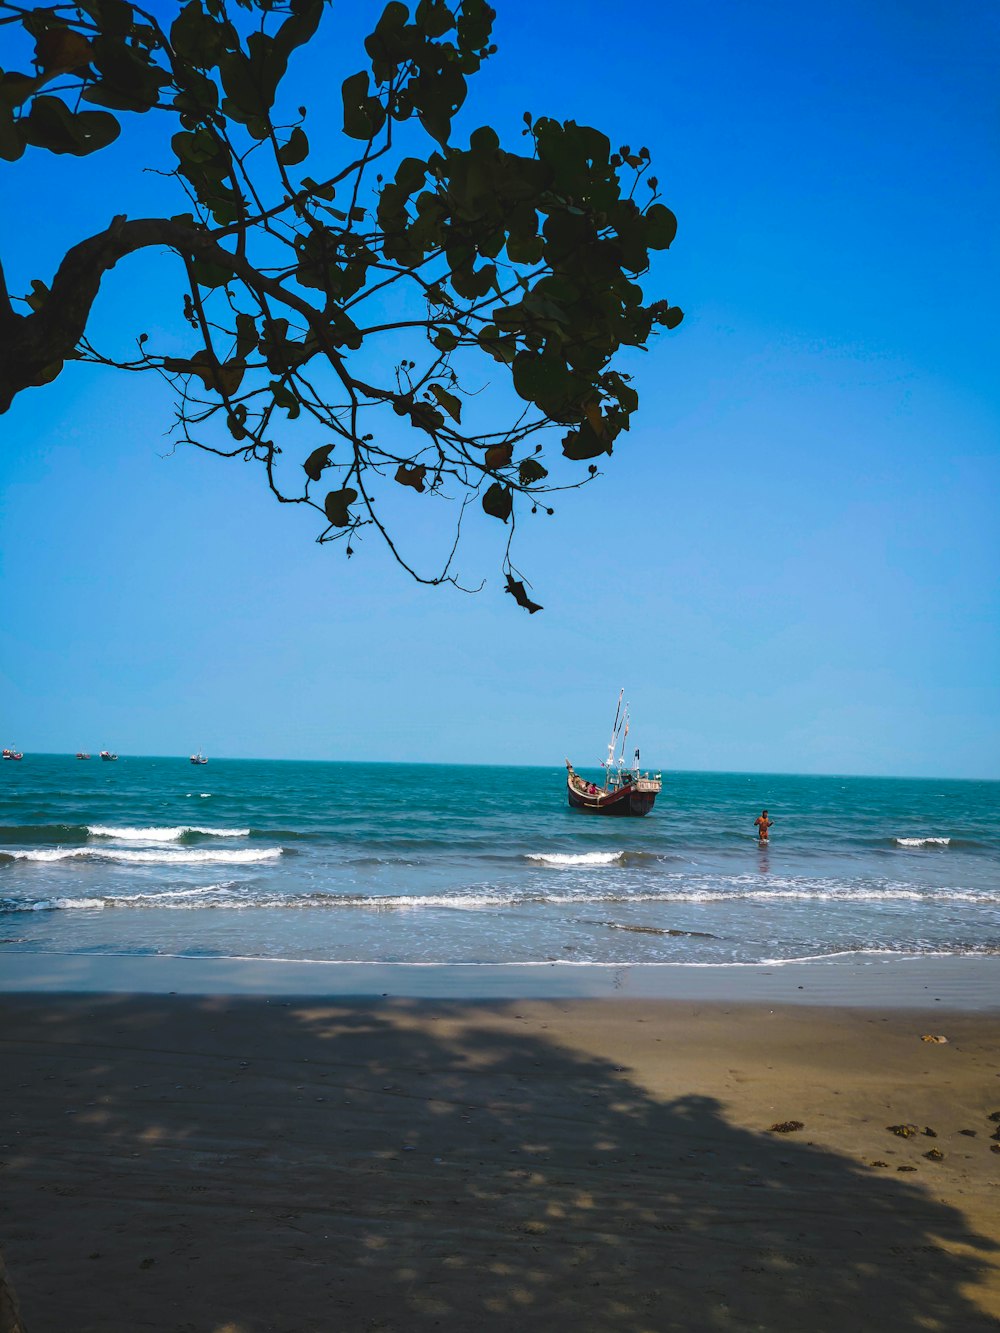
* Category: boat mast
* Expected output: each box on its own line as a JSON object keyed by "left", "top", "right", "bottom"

{"left": 606, "top": 689, "right": 623, "bottom": 789}
{"left": 616, "top": 705, "right": 630, "bottom": 769}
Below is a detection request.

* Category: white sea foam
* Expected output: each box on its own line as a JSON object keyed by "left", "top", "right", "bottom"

{"left": 6, "top": 847, "right": 280, "bottom": 865}
{"left": 659, "top": 888, "right": 927, "bottom": 903}
{"left": 549, "top": 886, "right": 993, "bottom": 905}
{"left": 525, "top": 851, "right": 625, "bottom": 867}
{"left": 3, "top": 883, "right": 239, "bottom": 912}
{"left": 25, "top": 897, "right": 108, "bottom": 911}
{"left": 199, "top": 891, "right": 520, "bottom": 912}
{"left": 88, "top": 825, "right": 250, "bottom": 841}
{"left": 361, "top": 892, "right": 513, "bottom": 910}
{"left": 115, "top": 883, "right": 240, "bottom": 903}
{"left": 894, "top": 836, "right": 951, "bottom": 847}
{"left": 142, "top": 948, "right": 997, "bottom": 968}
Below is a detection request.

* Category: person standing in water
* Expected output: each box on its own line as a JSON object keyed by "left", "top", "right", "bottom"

{"left": 754, "top": 810, "right": 774, "bottom": 842}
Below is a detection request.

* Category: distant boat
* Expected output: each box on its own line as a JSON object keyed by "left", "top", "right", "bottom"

{"left": 99, "top": 751, "right": 118, "bottom": 761}
{"left": 76, "top": 752, "right": 92, "bottom": 760}
{"left": 2, "top": 748, "right": 23, "bottom": 761}
{"left": 565, "top": 691, "right": 662, "bottom": 817}
{"left": 189, "top": 752, "right": 208, "bottom": 765}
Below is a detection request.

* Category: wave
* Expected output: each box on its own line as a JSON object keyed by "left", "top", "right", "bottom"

{"left": 117, "top": 883, "right": 240, "bottom": 901}
{"left": 2, "top": 882, "right": 242, "bottom": 912}
{"left": 894, "top": 836, "right": 951, "bottom": 848}
{"left": 12, "top": 897, "right": 110, "bottom": 912}
{"left": 524, "top": 849, "right": 666, "bottom": 868}
{"left": 88, "top": 825, "right": 250, "bottom": 841}
{"left": 5, "top": 882, "right": 997, "bottom": 914}
{"left": 550, "top": 885, "right": 998, "bottom": 905}
{"left": 1, "top": 847, "right": 282, "bottom": 866}
{"left": 525, "top": 851, "right": 626, "bottom": 867}
{"left": 660, "top": 887, "right": 981, "bottom": 903}
{"left": 754, "top": 945, "right": 1000, "bottom": 963}
{"left": 0, "top": 888, "right": 550, "bottom": 913}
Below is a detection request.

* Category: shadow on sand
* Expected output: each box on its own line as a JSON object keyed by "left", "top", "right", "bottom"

{"left": 0, "top": 993, "right": 997, "bottom": 1332}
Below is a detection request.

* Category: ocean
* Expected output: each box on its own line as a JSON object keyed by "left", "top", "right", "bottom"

{"left": 1, "top": 756, "right": 997, "bottom": 968}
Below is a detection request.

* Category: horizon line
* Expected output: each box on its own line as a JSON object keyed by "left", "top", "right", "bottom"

{"left": 4, "top": 753, "right": 997, "bottom": 784}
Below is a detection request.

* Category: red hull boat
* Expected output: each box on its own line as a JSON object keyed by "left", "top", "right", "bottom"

{"left": 565, "top": 692, "right": 662, "bottom": 817}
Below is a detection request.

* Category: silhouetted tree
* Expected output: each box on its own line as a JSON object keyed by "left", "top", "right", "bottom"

{"left": 0, "top": 0, "right": 683, "bottom": 607}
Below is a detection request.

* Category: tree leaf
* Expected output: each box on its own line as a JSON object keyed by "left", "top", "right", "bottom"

{"left": 428, "top": 382, "right": 461, "bottom": 423}
{"left": 0, "top": 70, "right": 42, "bottom": 110}
{"left": 395, "top": 463, "right": 427, "bottom": 492}
{"left": 584, "top": 400, "right": 605, "bottom": 437}
{"left": 511, "top": 351, "right": 573, "bottom": 414}
{"left": 484, "top": 442, "right": 512, "bottom": 470}
{"left": 416, "top": 0, "right": 456, "bottom": 40}
{"left": 277, "top": 125, "right": 308, "bottom": 166}
{"left": 324, "top": 487, "right": 358, "bottom": 526}
{"left": 213, "top": 357, "right": 245, "bottom": 396}
{"left": 21, "top": 96, "right": 120, "bottom": 156}
{"left": 0, "top": 104, "right": 24, "bottom": 162}
{"left": 269, "top": 379, "right": 301, "bottom": 418}
{"left": 170, "top": 1, "right": 226, "bottom": 68}
{"left": 301, "top": 174, "right": 336, "bottom": 201}
{"left": 342, "top": 70, "right": 384, "bottom": 141}
{"left": 408, "top": 402, "right": 445, "bottom": 433}
{"left": 562, "top": 422, "right": 612, "bottom": 461}
{"left": 234, "top": 312, "right": 258, "bottom": 358}
{"left": 430, "top": 327, "right": 457, "bottom": 352}
{"left": 303, "top": 444, "right": 334, "bottom": 481}
{"left": 218, "top": 49, "right": 266, "bottom": 130}
{"left": 34, "top": 28, "right": 92, "bottom": 74}
{"left": 605, "top": 372, "right": 638, "bottom": 415}
{"left": 506, "top": 232, "right": 544, "bottom": 265}
{"left": 162, "top": 351, "right": 244, "bottom": 396}
{"left": 505, "top": 574, "right": 542, "bottom": 613}
{"left": 482, "top": 481, "right": 512, "bottom": 522}
{"left": 189, "top": 255, "right": 234, "bottom": 288}
{"left": 518, "top": 458, "right": 548, "bottom": 485}
{"left": 644, "top": 202, "right": 678, "bottom": 250}
{"left": 412, "top": 58, "right": 466, "bottom": 144}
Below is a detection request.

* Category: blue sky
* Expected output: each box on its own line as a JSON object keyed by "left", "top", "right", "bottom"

{"left": 1, "top": 0, "right": 998, "bottom": 777}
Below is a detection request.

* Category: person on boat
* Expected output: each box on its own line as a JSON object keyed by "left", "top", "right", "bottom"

{"left": 754, "top": 810, "right": 774, "bottom": 842}
{"left": 587, "top": 782, "right": 598, "bottom": 795}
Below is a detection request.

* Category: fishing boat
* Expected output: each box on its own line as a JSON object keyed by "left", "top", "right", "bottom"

{"left": 99, "top": 750, "right": 118, "bottom": 761}
{"left": 565, "top": 692, "right": 662, "bottom": 817}
{"left": 189, "top": 752, "right": 208, "bottom": 765}
{"left": 76, "top": 752, "right": 91, "bottom": 760}
{"left": 2, "top": 748, "right": 23, "bottom": 761}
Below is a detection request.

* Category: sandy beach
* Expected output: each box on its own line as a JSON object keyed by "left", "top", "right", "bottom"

{"left": 1, "top": 971, "right": 999, "bottom": 1332}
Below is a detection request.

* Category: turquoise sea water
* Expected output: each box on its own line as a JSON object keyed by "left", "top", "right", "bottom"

{"left": 0, "top": 756, "right": 997, "bottom": 967}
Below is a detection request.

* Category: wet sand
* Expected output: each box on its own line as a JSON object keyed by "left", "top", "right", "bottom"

{"left": 2, "top": 950, "right": 999, "bottom": 1006}
{"left": 1, "top": 990, "right": 999, "bottom": 1332}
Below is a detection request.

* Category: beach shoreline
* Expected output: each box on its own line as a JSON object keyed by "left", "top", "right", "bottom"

{"left": 2, "top": 981, "right": 999, "bottom": 1331}
{"left": 2, "top": 949, "right": 1000, "bottom": 1008}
